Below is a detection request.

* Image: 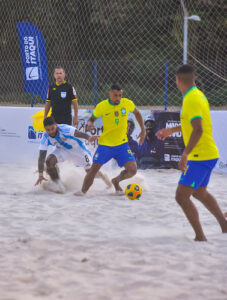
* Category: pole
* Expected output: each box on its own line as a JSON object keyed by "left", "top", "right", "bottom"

{"left": 94, "top": 60, "right": 97, "bottom": 107}
{"left": 164, "top": 60, "right": 168, "bottom": 111}
{"left": 183, "top": 16, "right": 188, "bottom": 64}
{"left": 181, "top": 0, "right": 188, "bottom": 64}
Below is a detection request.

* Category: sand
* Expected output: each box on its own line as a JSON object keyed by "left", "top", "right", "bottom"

{"left": 0, "top": 162, "right": 227, "bottom": 300}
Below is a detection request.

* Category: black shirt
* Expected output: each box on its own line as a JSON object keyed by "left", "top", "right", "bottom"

{"left": 47, "top": 81, "right": 77, "bottom": 119}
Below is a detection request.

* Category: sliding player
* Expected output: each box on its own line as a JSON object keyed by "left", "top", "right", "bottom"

{"left": 35, "top": 117, "right": 111, "bottom": 192}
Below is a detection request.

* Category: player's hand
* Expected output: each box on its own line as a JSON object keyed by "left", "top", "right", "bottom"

{"left": 156, "top": 128, "right": 172, "bottom": 141}
{"left": 178, "top": 152, "right": 188, "bottom": 172}
{"left": 87, "top": 121, "right": 95, "bottom": 132}
{"left": 88, "top": 135, "right": 99, "bottom": 142}
{"left": 137, "top": 129, "right": 146, "bottom": 145}
{"left": 35, "top": 174, "right": 48, "bottom": 185}
{"left": 73, "top": 116, "right": 78, "bottom": 125}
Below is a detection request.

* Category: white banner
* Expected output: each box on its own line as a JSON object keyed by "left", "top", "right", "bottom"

{"left": 211, "top": 111, "right": 227, "bottom": 173}
{"left": 0, "top": 107, "right": 227, "bottom": 173}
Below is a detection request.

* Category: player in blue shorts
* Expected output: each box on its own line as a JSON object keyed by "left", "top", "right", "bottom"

{"left": 77, "top": 84, "right": 145, "bottom": 195}
{"left": 156, "top": 65, "right": 227, "bottom": 241}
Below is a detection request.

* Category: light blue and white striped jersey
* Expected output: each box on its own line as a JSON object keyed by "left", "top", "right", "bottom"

{"left": 39, "top": 124, "right": 90, "bottom": 155}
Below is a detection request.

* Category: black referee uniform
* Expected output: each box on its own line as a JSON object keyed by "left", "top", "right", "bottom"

{"left": 46, "top": 81, "right": 77, "bottom": 125}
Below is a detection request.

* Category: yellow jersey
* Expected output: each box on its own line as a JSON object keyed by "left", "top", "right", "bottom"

{"left": 180, "top": 86, "right": 219, "bottom": 161}
{"left": 93, "top": 98, "right": 135, "bottom": 146}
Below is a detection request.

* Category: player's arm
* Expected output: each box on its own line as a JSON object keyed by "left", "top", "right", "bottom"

{"left": 133, "top": 107, "right": 146, "bottom": 145}
{"left": 74, "top": 129, "right": 98, "bottom": 142}
{"left": 156, "top": 125, "right": 181, "bottom": 141}
{"left": 179, "top": 118, "right": 202, "bottom": 172}
{"left": 35, "top": 150, "right": 48, "bottom": 185}
{"left": 72, "top": 100, "right": 79, "bottom": 125}
{"left": 44, "top": 88, "right": 52, "bottom": 119}
{"left": 44, "top": 102, "right": 51, "bottom": 119}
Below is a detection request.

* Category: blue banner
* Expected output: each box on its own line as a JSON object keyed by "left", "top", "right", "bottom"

{"left": 17, "top": 22, "right": 49, "bottom": 102}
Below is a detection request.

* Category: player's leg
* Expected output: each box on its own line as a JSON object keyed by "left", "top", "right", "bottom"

{"left": 82, "top": 150, "right": 112, "bottom": 189}
{"left": 176, "top": 160, "right": 211, "bottom": 241}
{"left": 81, "top": 162, "right": 102, "bottom": 193}
{"left": 175, "top": 184, "right": 207, "bottom": 241}
{"left": 77, "top": 144, "right": 113, "bottom": 194}
{"left": 46, "top": 154, "right": 59, "bottom": 181}
{"left": 193, "top": 187, "right": 227, "bottom": 233}
{"left": 111, "top": 143, "right": 137, "bottom": 192}
{"left": 85, "top": 169, "right": 112, "bottom": 189}
{"left": 112, "top": 161, "right": 137, "bottom": 192}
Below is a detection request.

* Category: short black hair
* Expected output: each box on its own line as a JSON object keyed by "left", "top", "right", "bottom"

{"left": 176, "top": 64, "right": 195, "bottom": 76}
{"left": 54, "top": 66, "right": 65, "bottom": 73}
{"left": 110, "top": 83, "right": 122, "bottom": 91}
{"left": 176, "top": 64, "right": 195, "bottom": 84}
{"left": 44, "top": 116, "right": 56, "bottom": 127}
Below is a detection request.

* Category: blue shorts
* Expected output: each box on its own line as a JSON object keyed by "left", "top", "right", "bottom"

{"left": 93, "top": 142, "right": 136, "bottom": 167}
{"left": 179, "top": 159, "right": 218, "bottom": 190}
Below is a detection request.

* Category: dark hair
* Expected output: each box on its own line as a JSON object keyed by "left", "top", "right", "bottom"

{"left": 176, "top": 64, "right": 196, "bottom": 84}
{"left": 110, "top": 83, "right": 122, "bottom": 91}
{"left": 176, "top": 64, "right": 195, "bottom": 76}
{"left": 44, "top": 116, "right": 56, "bottom": 127}
{"left": 128, "top": 118, "right": 135, "bottom": 129}
{"left": 54, "top": 66, "right": 65, "bottom": 73}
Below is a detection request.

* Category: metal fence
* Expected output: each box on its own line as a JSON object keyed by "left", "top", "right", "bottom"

{"left": 0, "top": 0, "right": 226, "bottom": 109}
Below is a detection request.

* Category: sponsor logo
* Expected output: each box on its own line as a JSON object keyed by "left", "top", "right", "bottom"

{"left": 26, "top": 66, "right": 39, "bottom": 80}
{"left": 166, "top": 121, "right": 182, "bottom": 138}
{"left": 164, "top": 154, "right": 170, "bottom": 161}
{"left": 105, "top": 113, "right": 111, "bottom": 116}
{"left": 0, "top": 128, "right": 20, "bottom": 138}
{"left": 61, "top": 91, "right": 67, "bottom": 98}
{"left": 28, "top": 126, "right": 43, "bottom": 142}
{"left": 24, "top": 36, "right": 37, "bottom": 65}
{"left": 218, "top": 161, "right": 227, "bottom": 169}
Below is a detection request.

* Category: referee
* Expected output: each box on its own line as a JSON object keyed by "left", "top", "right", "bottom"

{"left": 44, "top": 66, "right": 78, "bottom": 125}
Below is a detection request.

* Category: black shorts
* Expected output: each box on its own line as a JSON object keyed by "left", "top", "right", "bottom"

{"left": 52, "top": 114, "right": 72, "bottom": 125}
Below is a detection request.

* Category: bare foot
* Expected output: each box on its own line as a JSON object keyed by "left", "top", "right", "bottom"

{"left": 221, "top": 219, "right": 227, "bottom": 233}
{"left": 111, "top": 178, "right": 123, "bottom": 192}
{"left": 74, "top": 191, "right": 85, "bottom": 196}
{"left": 194, "top": 236, "right": 207, "bottom": 242}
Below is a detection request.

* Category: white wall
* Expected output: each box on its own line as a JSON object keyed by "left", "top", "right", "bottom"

{"left": 0, "top": 107, "right": 226, "bottom": 173}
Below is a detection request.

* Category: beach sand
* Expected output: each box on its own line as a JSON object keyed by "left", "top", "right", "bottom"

{"left": 0, "top": 162, "right": 227, "bottom": 300}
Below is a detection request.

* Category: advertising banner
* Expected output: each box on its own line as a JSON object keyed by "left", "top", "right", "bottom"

{"left": 17, "top": 22, "right": 49, "bottom": 101}
{"left": 0, "top": 107, "right": 227, "bottom": 174}
{"left": 154, "top": 111, "right": 184, "bottom": 169}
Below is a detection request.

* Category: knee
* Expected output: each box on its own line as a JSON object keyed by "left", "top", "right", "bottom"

{"left": 193, "top": 189, "right": 207, "bottom": 202}
{"left": 46, "top": 155, "right": 57, "bottom": 168}
{"left": 175, "top": 189, "right": 185, "bottom": 206}
{"left": 128, "top": 164, "right": 137, "bottom": 176}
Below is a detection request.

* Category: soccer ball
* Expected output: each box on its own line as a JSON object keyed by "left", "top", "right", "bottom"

{"left": 125, "top": 184, "right": 142, "bottom": 200}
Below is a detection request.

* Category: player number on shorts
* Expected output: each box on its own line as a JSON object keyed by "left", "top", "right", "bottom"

{"left": 85, "top": 155, "right": 90, "bottom": 163}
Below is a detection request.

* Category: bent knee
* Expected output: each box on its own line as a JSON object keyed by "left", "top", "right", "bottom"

{"left": 46, "top": 155, "right": 57, "bottom": 167}
{"left": 128, "top": 164, "right": 137, "bottom": 176}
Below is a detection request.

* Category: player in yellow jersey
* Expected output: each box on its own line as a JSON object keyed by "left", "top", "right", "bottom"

{"left": 156, "top": 65, "right": 227, "bottom": 241}
{"left": 77, "top": 84, "right": 146, "bottom": 195}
